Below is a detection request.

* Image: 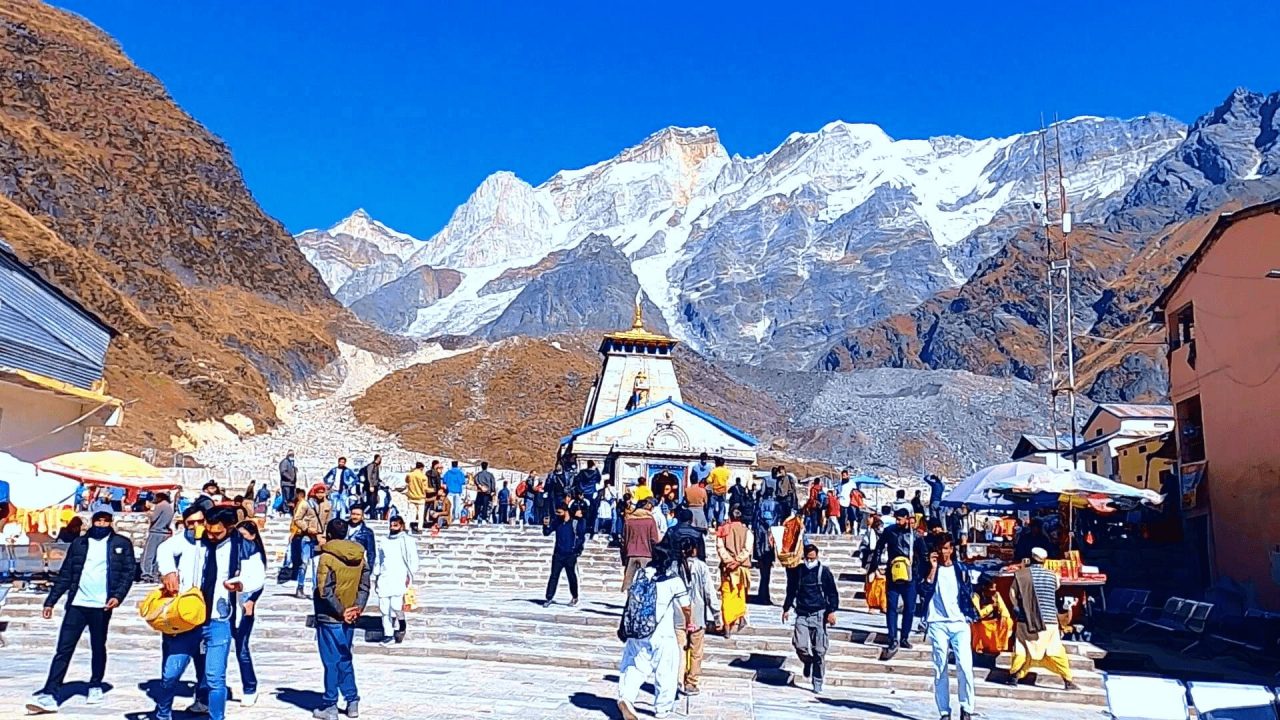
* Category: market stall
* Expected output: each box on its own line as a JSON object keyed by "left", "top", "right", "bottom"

{"left": 983, "top": 469, "right": 1163, "bottom": 633}
{"left": 36, "top": 450, "right": 178, "bottom": 505}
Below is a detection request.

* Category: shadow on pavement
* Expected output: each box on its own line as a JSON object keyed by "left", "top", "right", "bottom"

{"left": 819, "top": 697, "right": 916, "bottom": 718}
{"left": 276, "top": 686, "right": 326, "bottom": 711}
{"left": 569, "top": 691, "right": 624, "bottom": 718}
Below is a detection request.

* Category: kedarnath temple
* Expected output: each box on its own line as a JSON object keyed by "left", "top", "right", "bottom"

{"left": 559, "top": 301, "right": 758, "bottom": 491}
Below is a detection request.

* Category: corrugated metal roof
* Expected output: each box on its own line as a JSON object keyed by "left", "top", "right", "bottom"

{"left": 0, "top": 250, "right": 111, "bottom": 390}
{"left": 1098, "top": 403, "right": 1174, "bottom": 419}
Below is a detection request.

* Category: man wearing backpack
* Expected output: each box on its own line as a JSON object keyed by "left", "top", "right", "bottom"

{"left": 27, "top": 511, "right": 135, "bottom": 714}
{"left": 617, "top": 549, "right": 692, "bottom": 720}
{"left": 782, "top": 543, "right": 840, "bottom": 694}
{"left": 867, "top": 507, "right": 928, "bottom": 660}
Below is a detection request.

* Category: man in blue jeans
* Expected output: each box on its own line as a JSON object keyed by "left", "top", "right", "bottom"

{"left": 442, "top": 460, "right": 467, "bottom": 522}
{"left": 312, "top": 518, "right": 371, "bottom": 719}
{"left": 918, "top": 532, "right": 978, "bottom": 720}
{"left": 154, "top": 506, "right": 265, "bottom": 720}
{"left": 867, "top": 507, "right": 927, "bottom": 660}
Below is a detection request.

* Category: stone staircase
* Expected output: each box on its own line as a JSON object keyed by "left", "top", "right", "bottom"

{"left": 0, "top": 521, "right": 1108, "bottom": 709}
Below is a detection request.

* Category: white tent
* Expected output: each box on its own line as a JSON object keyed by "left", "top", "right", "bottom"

{"left": 0, "top": 451, "right": 79, "bottom": 510}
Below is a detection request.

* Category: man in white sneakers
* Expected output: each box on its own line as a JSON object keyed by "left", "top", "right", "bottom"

{"left": 28, "top": 511, "right": 136, "bottom": 714}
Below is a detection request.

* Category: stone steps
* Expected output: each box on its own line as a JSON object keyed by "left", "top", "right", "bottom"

{"left": 0, "top": 627, "right": 1105, "bottom": 706}
{"left": 4, "top": 523, "right": 1106, "bottom": 710}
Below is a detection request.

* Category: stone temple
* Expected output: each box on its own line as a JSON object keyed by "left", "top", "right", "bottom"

{"left": 559, "top": 300, "right": 758, "bottom": 492}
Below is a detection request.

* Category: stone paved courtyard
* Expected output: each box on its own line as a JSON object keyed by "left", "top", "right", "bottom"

{"left": 0, "top": 523, "right": 1109, "bottom": 719}
{"left": 0, "top": 646, "right": 1102, "bottom": 719}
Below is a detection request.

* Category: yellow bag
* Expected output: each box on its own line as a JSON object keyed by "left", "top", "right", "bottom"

{"left": 138, "top": 587, "right": 207, "bottom": 635}
{"left": 403, "top": 586, "right": 417, "bottom": 612}
{"left": 889, "top": 556, "right": 912, "bottom": 583}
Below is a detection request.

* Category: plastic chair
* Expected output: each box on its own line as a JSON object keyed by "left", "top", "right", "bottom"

{"left": 1187, "top": 681, "right": 1279, "bottom": 720}
{"left": 1104, "top": 674, "right": 1191, "bottom": 720}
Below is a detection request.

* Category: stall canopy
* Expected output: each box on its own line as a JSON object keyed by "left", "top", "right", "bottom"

{"left": 988, "top": 469, "right": 1163, "bottom": 505}
{"left": 1, "top": 450, "right": 79, "bottom": 510}
{"left": 36, "top": 450, "right": 176, "bottom": 492}
{"left": 943, "top": 461, "right": 1063, "bottom": 510}
{"left": 851, "top": 474, "right": 886, "bottom": 488}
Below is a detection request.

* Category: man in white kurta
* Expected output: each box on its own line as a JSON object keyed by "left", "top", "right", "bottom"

{"left": 373, "top": 515, "right": 419, "bottom": 642}
{"left": 618, "top": 565, "right": 690, "bottom": 719}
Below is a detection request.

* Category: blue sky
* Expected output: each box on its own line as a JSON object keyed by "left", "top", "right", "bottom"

{"left": 56, "top": 0, "right": 1280, "bottom": 238}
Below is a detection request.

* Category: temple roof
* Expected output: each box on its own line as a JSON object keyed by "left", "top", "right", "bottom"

{"left": 601, "top": 296, "right": 677, "bottom": 348}
{"left": 560, "top": 397, "right": 758, "bottom": 447}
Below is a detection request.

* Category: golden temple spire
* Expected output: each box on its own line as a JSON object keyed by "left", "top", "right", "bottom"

{"left": 632, "top": 290, "right": 644, "bottom": 329}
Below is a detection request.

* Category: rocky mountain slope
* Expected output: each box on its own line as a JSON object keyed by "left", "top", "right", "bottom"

{"left": 818, "top": 89, "right": 1280, "bottom": 403}
{"left": 352, "top": 334, "right": 1050, "bottom": 473}
{"left": 303, "top": 116, "right": 1186, "bottom": 367}
{"left": 0, "top": 1, "right": 396, "bottom": 452}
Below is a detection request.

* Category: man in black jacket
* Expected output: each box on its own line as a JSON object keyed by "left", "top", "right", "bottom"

{"left": 782, "top": 543, "right": 839, "bottom": 694}
{"left": 867, "top": 507, "right": 929, "bottom": 659}
{"left": 542, "top": 504, "right": 585, "bottom": 607}
{"left": 665, "top": 508, "right": 706, "bottom": 561}
{"left": 358, "top": 454, "right": 382, "bottom": 517}
{"left": 28, "top": 511, "right": 136, "bottom": 713}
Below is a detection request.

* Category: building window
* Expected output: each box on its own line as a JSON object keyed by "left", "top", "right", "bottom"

{"left": 1137, "top": 474, "right": 1144, "bottom": 484}
{"left": 1177, "top": 395, "right": 1206, "bottom": 464}
{"left": 1138, "top": 445, "right": 1147, "bottom": 453}
{"left": 1169, "top": 303, "right": 1195, "bottom": 349}
{"left": 1096, "top": 428, "right": 1103, "bottom": 437}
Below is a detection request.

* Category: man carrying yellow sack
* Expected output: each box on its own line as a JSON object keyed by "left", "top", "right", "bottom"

{"left": 152, "top": 505, "right": 265, "bottom": 720}
{"left": 312, "top": 517, "right": 372, "bottom": 720}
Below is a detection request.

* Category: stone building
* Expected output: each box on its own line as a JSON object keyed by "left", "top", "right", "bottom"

{"left": 560, "top": 302, "right": 757, "bottom": 492}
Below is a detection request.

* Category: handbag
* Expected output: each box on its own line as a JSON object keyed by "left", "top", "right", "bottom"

{"left": 138, "top": 586, "right": 207, "bottom": 635}
{"left": 403, "top": 585, "right": 417, "bottom": 612}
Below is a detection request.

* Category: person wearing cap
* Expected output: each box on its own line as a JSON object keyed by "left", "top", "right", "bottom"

{"left": 867, "top": 506, "right": 929, "bottom": 660}
{"left": 622, "top": 497, "right": 661, "bottom": 591}
{"left": 1007, "top": 547, "right": 1079, "bottom": 691}
{"left": 28, "top": 511, "right": 135, "bottom": 714}
{"left": 292, "top": 483, "right": 332, "bottom": 599}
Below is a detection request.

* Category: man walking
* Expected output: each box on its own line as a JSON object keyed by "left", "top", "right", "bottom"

{"left": 707, "top": 457, "right": 731, "bottom": 527}
{"left": 868, "top": 507, "right": 928, "bottom": 659}
{"left": 622, "top": 498, "right": 661, "bottom": 591}
{"left": 574, "top": 459, "right": 602, "bottom": 537}
{"left": 140, "top": 492, "right": 174, "bottom": 582}
{"left": 27, "top": 511, "right": 136, "bottom": 713}
{"left": 324, "top": 457, "right": 358, "bottom": 520}
{"left": 313, "top": 518, "right": 372, "bottom": 720}
{"left": 474, "top": 461, "right": 496, "bottom": 524}
{"left": 374, "top": 515, "right": 417, "bottom": 644}
{"left": 926, "top": 474, "right": 946, "bottom": 520}
{"left": 153, "top": 506, "right": 266, "bottom": 720}
{"left": 674, "top": 537, "right": 720, "bottom": 696}
{"left": 293, "top": 484, "right": 332, "bottom": 599}
{"left": 542, "top": 503, "right": 584, "bottom": 607}
{"left": 442, "top": 460, "right": 467, "bottom": 523}
{"left": 346, "top": 507, "right": 376, "bottom": 567}
{"left": 919, "top": 532, "right": 979, "bottom": 720}
{"left": 358, "top": 455, "right": 382, "bottom": 516}
{"left": 782, "top": 543, "right": 839, "bottom": 694}
{"left": 1007, "top": 547, "right": 1079, "bottom": 691}
{"left": 403, "top": 462, "right": 428, "bottom": 534}
{"left": 279, "top": 451, "right": 299, "bottom": 514}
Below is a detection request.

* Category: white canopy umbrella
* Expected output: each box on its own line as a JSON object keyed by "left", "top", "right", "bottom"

{"left": 989, "top": 469, "right": 1163, "bottom": 505}
{"left": 943, "top": 461, "right": 1064, "bottom": 509}
{"left": 0, "top": 450, "right": 79, "bottom": 510}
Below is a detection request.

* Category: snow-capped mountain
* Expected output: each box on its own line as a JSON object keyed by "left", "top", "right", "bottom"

{"left": 298, "top": 114, "right": 1188, "bottom": 361}
{"left": 295, "top": 208, "right": 421, "bottom": 305}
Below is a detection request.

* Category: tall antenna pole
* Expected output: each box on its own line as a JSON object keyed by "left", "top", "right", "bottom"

{"left": 1043, "top": 114, "right": 1079, "bottom": 467}
{"left": 1039, "top": 117, "right": 1060, "bottom": 447}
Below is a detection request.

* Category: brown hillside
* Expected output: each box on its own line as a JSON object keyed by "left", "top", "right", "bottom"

{"left": 353, "top": 334, "right": 791, "bottom": 472}
{"left": 820, "top": 211, "right": 1228, "bottom": 402}
{"left": 0, "top": 1, "right": 396, "bottom": 452}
